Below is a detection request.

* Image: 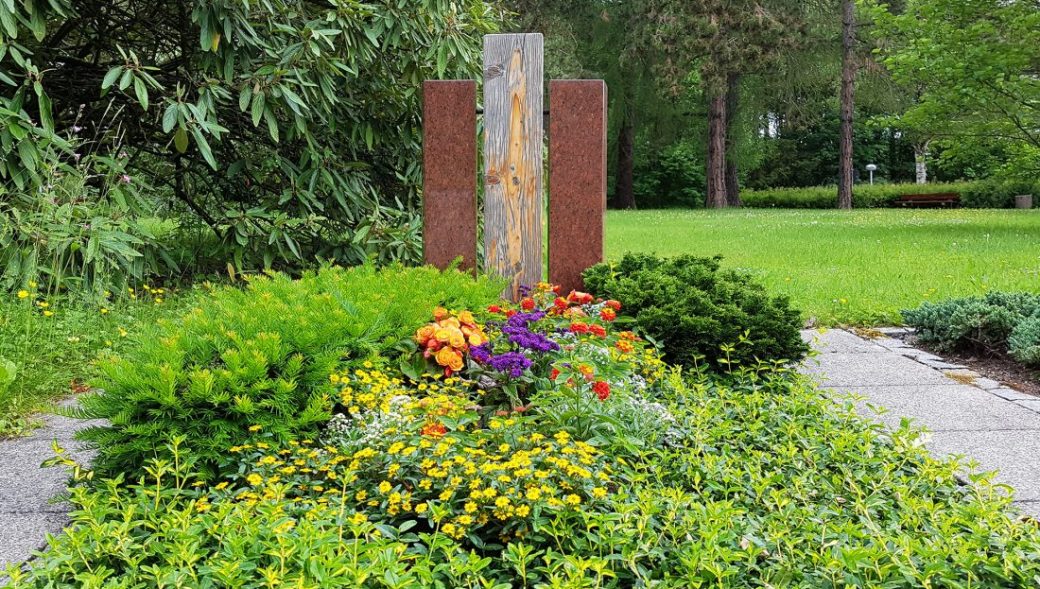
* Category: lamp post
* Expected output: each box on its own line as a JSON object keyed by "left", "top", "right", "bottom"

{"left": 866, "top": 163, "right": 878, "bottom": 185}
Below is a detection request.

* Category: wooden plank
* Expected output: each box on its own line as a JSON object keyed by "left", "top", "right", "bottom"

{"left": 422, "top": 80, "right": 477, "bottom": 271}
{"left": 482, "top": 33, "right": 544, "bottom": 300}
{"left": 548, "top": 80, "right": 607, "bottom": 294}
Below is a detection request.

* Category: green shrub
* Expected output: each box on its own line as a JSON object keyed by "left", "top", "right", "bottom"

{"left": 903, "top": 292, "right": 1040, "bottom": 354}
{"left": 583, "top": 254, "right": 807, "bottom": 369}
{"left": 74, "top": 265, "right": 503, "bottom": 480}
{"left": 961, "top": 178, "right": 1040, "bottom": 208}
{"left": 741, "top": 181, "right": 979, "bottom": 209}
{"left": 1009, "top": 315, "right": 1040, "bottom": 367}
{"left": 14, "top": 370, "right": 1040, "bottom": 587}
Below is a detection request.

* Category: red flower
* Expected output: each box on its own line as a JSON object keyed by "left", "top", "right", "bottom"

{"left": 590, "top": 324, "right": 607, "bottom": 338}
{"left": 421, "top": 422, "right": 447, "bottom": 437}
{"left": 605, "top": 300, "right": 622, "bottom": 311}
{"left": 569, "top": 321, "right": 589, "bottom": 334}
{"left": 550, "top": 367, "right": 560, "bottom": 381}
{"left": 567, "top": 290, "right": 594, "bottom": 305}
{"left": 600, "top": 308, "right": 617, "bottom": 322}
{"left": 505, "top": 309, "right": 517, "bottom": 318}
{"left": 553, "top": 296, "right": 568, "bottom": 310}
{"left": 487, "top": 304, "right": 503, "bottom": 314}
{"left": 593, "top": 381, "right": 610, "bottom": 401}
{"left": 520, "top": 297, "right": 536, "bottom": 311}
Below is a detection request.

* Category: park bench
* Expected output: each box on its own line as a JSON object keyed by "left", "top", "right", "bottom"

{"left": 893, "top": 192, "right": 960, "bottom": 208}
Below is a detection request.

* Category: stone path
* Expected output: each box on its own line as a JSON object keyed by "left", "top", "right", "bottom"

{"left": 0, "top": 407, "right": 97, "bottom": 576}
{"left": 802, "top": 328, "right": 1040, "bottom": 517}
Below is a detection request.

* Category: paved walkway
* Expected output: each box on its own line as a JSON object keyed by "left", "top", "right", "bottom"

{"left": 802, "top": 328, "right": 1040, "bottom": 517}
{"left": 0, "top": 407, "right": 98, "bottom": 575}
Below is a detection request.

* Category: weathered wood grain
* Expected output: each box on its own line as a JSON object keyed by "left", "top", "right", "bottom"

{"left": 422, "top": 80, "right": 477, "bottom": 271}
{"left": 548, "top": 80, "right": 606, "bottom": 293}
{"left": 482, "top": 33, "right": 544, "bottom": 300}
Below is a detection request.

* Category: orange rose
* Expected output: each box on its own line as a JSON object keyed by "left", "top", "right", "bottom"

{"left": 447, "top": 328, "right": 466, "bottom": 349}
{"left": 458, "top": 310, "right": 476, "bottom": 325}
{"left": 468, "top": 333, "right": 485, "bottom": 346}
{"left": 433, "top": 307, "right": 449, "bottom": 321}
{"left": 435, "top": 328, "right": 452, "bottom": 343}
{"left": 435, "top": 346, "right": 458, "bottom": 368}
{"left": 414, "top": 324, "right": 436, "bottom": 344}
{"left": 448, "top": 352, "right": 464, "bottom": 371}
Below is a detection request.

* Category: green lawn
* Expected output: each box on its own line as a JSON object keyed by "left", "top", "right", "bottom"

{"left": 606, "top": 208, "right": 1040, "bottom": 326}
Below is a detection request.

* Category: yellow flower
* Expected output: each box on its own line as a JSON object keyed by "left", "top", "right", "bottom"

{"left": 565, "top": 494, "right": 581, "bottom": 506}
{"left": 515, "top": 505, "right": 531, "bottom": 517}
{"left": 350, "top": 513, "right": 368, "bottom": 526}
{"left": 378, "top": 481, "right": 392, "bottom": 494}
{"left": 414, "top": 503, "right": 428, "bottom": 514}
{"left": 248, "top": 425, "right": 262, "bottom": 432}
{"left": 100, "top": 307, "right": 109, "bottom": 314}
{"left": 17, "top": 290, "right": 29, "bottom": 299}
{"left": 246, "top": 473, "right": 263, "bottom": 486}
{"left": 43, "top": 310, "right": 54, "bottom": 317}
{"left": 592, "top": 487, "right": 608, "bottom": 499}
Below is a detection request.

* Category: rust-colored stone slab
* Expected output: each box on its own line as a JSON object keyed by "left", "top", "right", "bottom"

{"left": 423, "top": 80, "right": 477, "bottom": 271}
{"left": 548, "top": 80, "right": 607, "bottom": 293}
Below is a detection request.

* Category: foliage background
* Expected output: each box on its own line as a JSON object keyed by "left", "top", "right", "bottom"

{"left": 0, "top": 0, "right": 501, "bottom": 291}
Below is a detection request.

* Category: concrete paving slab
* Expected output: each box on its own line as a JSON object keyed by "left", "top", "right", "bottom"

{"left": 0, "top": 512, "right": 68, "bottom": 572}
{"left": 1014, "top": 400, "right": 1040, "bottom": 414}
{"left": 0, "top": 409, "right": 99, "bottom": 579}
{"left": 807, "top": 329, "right": 889, "bottom": 354}
{"left": 805, "top": 352, "right": 953, "bottom": 387}
{"left": 1013, "top": 501, "right": 1040, "bottom": 519}
{"left": 846, "top": 385, "right": 1040, "bottom": 432}
{"left": 990, "top": 387, "right": 1038, "bottom": 402}
{"left": 927, "top": 430, "right": 1040, "bottom": 501}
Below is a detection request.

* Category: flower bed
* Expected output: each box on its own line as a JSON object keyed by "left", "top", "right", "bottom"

{"left": 8, "top": 267, "right": 1040, "bottom": 587}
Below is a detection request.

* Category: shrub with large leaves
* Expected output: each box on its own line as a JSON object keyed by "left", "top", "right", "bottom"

{"left": 74, "top": 265, "right": 503, "bottom": 480}
{"left": 0, "top": 0, "right": 501, "bottom": 269}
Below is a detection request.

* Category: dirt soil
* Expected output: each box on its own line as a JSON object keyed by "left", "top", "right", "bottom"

{"left": 903, "top": 335, "right": 1040, "bottom": 398}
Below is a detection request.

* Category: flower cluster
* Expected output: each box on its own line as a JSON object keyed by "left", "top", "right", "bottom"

{"left": 227, "top": 417, "right": 612, "bottom": 543}
{"left": 414, "top": 308, "right": 488, "bottom": 375}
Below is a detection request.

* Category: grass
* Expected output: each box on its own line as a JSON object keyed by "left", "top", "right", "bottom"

{"left": 606, "top": 208, "right": 1040, "bottom": 326}
{"left": 0, "top": 285, "right": 199, "bottom": 438}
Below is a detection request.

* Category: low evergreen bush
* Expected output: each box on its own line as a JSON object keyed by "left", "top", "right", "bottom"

{"left": 1009, "top": 315, "right": 1040, "bottom": 367}
{"left": 583, "top": 254, "right": 807, "bottom": 369}
{"left": 74, "top": 264, "right": 503, "bottom": 480}
{"left": 902, "top": 292, "right": 1040, "bottom": 354}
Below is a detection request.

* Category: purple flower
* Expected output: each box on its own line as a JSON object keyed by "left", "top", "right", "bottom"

{"left": 470, "top": 343, "right": 492, "bottom": 363}
{"left": 507, "top": 310, "right": 546, "bottom": 328}
{"left": 488, "top": 352, "right": 532, "bottom": 378}
{"left": 503, "top": 325, "right": 559, "bottom": 353}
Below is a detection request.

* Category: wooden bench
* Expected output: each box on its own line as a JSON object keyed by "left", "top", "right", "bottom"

{"left": 893, "top": 192, "right": 960, "bottom": 208}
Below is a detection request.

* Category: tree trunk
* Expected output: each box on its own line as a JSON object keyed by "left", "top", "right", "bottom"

{"left": 706, "top": 90, "right": 728, "bottom": 208}
{"left": 914, "top": 141, "right": 929, "bottom": 184}
{"left": 837, "top": 0, "right": 856, "bottom": 209}
{"left": 612, "top": 113, "right": 636, "bottom": 209}
{"left": 724, "top": 73, "right": 742, "bottom": 207}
